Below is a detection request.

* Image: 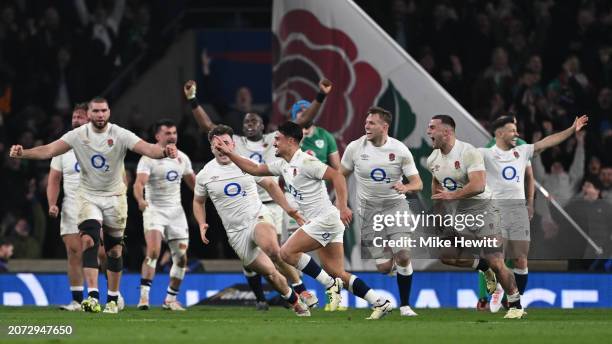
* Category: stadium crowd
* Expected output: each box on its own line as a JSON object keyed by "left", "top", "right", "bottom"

{"left": 0, "top": 0, "right": 610, "bottom": 271}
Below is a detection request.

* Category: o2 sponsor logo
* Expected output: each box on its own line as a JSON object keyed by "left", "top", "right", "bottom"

{"left": 249, "top": 152, "right": 263, "bottom": 164}
{"left": 443, "top": 177, "right": 458, "bottom": 191}
{"left": 166, "top": 170, "right": 179, "bottom": 182}
{"left": 502, "top": 166, "right": 520, "bottom": 182}
{"left": 91, "top": 154, "right": 110, "bottom": 172}
{"left": 74, "top": 162, "right": 80, "bottom": 173}
{"left": 224, "top": 182, "right": 246, "bottom": 197}
{"left": 287, "top": 184, "right": 303, "bottom": 200}
{"left": 370, "top": 168, "right": 391, "bottom": 183}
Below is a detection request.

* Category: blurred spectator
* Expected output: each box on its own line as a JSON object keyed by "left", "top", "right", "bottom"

{"left": 0, "top": 238, "right": 13, "bottom": 272}
{"left": 533, "top": 130, "right": 585, "bottom": 239}
{"left": 600, "top": 166, "right": 612, "bottom": 203}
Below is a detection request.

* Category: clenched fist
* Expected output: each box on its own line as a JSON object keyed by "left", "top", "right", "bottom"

{"left": 49, "top": 205, "right": 59, "bottom": 218}
{"left": 319, "top": 79, "right": 332, "bottom": 94}
{"left": 9, "top": 145, "right": 23, "bottom": 158}
{"left": 165, "top": 144, "right": 178, "bottom": 159}
{"left": 184, "top": 80, "right": 197, "bottom": 100}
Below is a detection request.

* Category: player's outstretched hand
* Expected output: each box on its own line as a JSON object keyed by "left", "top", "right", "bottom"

{"left": 573, "top": 115, "right": 588, "bottom": 132}
{"left": 288, "top": 209, "right": 306, "bottom": 227}
{"left": 319, "top": 78, "right": 332, "bottom": 94}
{"left": 212, "top": 137, "right": 232, "bottom": 154}
{"left": 165, "top": 144, "right": 178, "bottom": 159}
{"left": 9, "top": 145, "right": 23, "bottom": 158}
{"left": 184, "top": 80, "right": 196, "bottom": 100}
{"left": 199, "top": 223, "right": 209, "bottom": 244}
{"left": 48, "top": 205, "right": 59, "bottom": 218}
{"left": 138, "top": 200, "right": 148, "bottom": 212}
{"left": 338, "top": 206, "right": 352, "bottom": 226}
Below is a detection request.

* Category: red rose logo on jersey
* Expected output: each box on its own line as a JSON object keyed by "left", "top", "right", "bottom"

{"left": 513, "top": 151, "right": 520, "bottom": 159}
{"left": 272, "top": 10, "right": 383, "bottom": 149}
{"left": 107, "top": 139, "right": 114, "bottom": 147}
{"left": 455, "top": 161, "right": 461, "bottom": 169}
{"left": 389, "top": 153, "right": 395, "bottom": 161}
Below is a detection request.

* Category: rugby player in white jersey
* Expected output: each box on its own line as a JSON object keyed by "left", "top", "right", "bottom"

{"left": 47, "top": 103, "right": 90, "bottom": 311}
{"left": 184, "top": 80, "right": 323, "bottom": 309}
{"left": 193, "top": 125, "right": 311, "bottom": 316}
{"left": 10, "top": 97, "right": 177, "bottom": 314}
{"left": 426, "top": 114, "right": 523, "bottom": 319}
{"left": 214, "top": 121, "right": 394, "bottom": 320}
{"left": 340, "top": 107, "right": 422, "bottom": 317}
{"left": 134, "top": 119, "right": 196, "bottom": 311}
{"left": 480, "top": 114, "right": 588, "bottom": 312}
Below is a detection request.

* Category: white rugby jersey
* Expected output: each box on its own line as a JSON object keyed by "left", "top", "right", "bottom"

{"left": 60, "top": 122, "right": 140, "bottom": 196}
{"left": 479, "top": 144, "right": 534, "bottom": 199}
{"left": 233, "top": 133, "right": 278, "bottom": 202}
{"left": 427, "top": 139, "right": 491, "bottom": 199}
{"left": 136, "top": 150, "right": 193, "bottom": 207}
{"left": 267, "top": 149, "right": 333, "bottom": 219}
{"left": 50, "top": 150, "right": 80, "bottom": 199}
{"left": 341, "top": 135, "right": 419, "bottom": 202}
{"left": 194, "top": 159, "right": 264, "bottom": 233}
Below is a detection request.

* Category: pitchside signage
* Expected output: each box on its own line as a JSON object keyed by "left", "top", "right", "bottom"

{"left": 1, "top": 272, "right": 610, "bottom": 308}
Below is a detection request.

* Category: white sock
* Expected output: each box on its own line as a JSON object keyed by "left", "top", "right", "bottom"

{"left": 364, "top": 290, "right": 383, "bottom": 306}
{"left": 140, "top": 285, "right": 150, "bottom": 296}
{"left": 471, "top": 258, "right": 480, "bottom": 269}
{"left": 70, "top": 286, "right": 84, "bottom": 292}
{"left": 108, "top": 290, "right": 119, "bottom": 296}
{"left": 507, "top": 292, "right": 520, "bottom": 303}
{"left": 396, "top": 263, "right": 413, "bottom": 276}
{"left": 512, "top": 267, "right": 528, "bottom": 275}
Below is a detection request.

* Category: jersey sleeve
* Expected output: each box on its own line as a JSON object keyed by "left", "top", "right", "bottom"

{"left": 325, "top": 130, "right": 338, "bottom": 155}
{"left": 117, "top": 126, "right": 141, "bottom": 150}
{"left": 267, "top": 159, "right": 284, "bottom": 176}
{"left": 182, "top": 152, "right": 194, "bottom": 175}
{"left": 136, "top": 156, "right": 152, "bottom": 175}
{"left": 194, "top": 171, "right": 208, "bottom": 197}
{"left": 401, "top": 146, "right": 419, "bottom": 177}
{"left": 302, "top": 157, "right": 328, "bottom": 179}
{"left": 340, "top": 141, "right": 357, "bottom": 172}
{"left": 50, "top": 155, "right": 62, "bottom": 171}
{"left": 60, "top": 128, "right": 78, "bottom": 148}
{"left": 521, "top": 144, "right": 535, "bottom": 161}
{"left": 464, "top": 147, "right": 486, "bottom": 173}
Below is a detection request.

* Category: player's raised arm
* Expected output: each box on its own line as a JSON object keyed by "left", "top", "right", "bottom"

{"left": 257, "top": 177, "right": 305, "bottom": 226}
{"left": 132, "top": 140, "right": 177, "bottom": 160}
{"left": 212, "top": 136, "right": 271, "bottom": 176}
{"left": 47, "top": 167, "right": 62, "bottom": 218}
{"left": 322, "top": 166, "right": 352, "bottom": 225}
{"left": 293, "top": 79, "right": 332, "bottom": 127}
{"left": 192, "top": 195, "right": 209, "bottom": 244}
{"left": 10, "top": 139, "right": 71, "bottom": 160}
{"left": 184, "top": 80, "right": 217, "bottom": 132}
{"left": 533, "top": 115, "right": 588, "bottom": 154}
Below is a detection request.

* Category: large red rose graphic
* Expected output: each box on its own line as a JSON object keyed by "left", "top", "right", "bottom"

{"left": 272, "top": 10, "right": 383, "bottom": 150}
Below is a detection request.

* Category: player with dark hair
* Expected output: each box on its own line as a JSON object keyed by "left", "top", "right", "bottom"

{"left": 134, "top": 119, "right": 196, "bottom": 311}
{"left": 426, "top": 114, "right": 524, "bottom": 319}
{"left": 193, "top": 124, "right": 311, "bottom": 316}
{"left": 213, "top": 121, "right": 393, "bottom": 320}
{"left": 183, "top": 80, "right": 324, "bottom": 309}
{"left": 479, "top": 114, "right": 588, "bottom": 312}
{"left": 10, "top": 97, "right": 177, "bottom": 314}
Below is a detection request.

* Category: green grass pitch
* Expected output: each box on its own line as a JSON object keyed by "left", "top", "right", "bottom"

{"left": 1, "top": 307, "right": 611, "bottom": 343}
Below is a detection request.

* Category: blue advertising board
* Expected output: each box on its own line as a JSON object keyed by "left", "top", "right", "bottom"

{"left": 1, "top": 272, "right": 610, "bottom": 308}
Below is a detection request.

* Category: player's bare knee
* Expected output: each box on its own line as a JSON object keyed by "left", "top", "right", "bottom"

{"left": 394, "top": 251, "right": 411, "bottom": 267}
{"left": 514, "top": 256, "right": 528, "bottom": 270}
{"left": 280, "top": 247, "right": 297, "bottom": 266}
{"left": 147, "top": 249, "right": 160, "bottom": 260}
